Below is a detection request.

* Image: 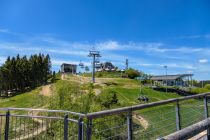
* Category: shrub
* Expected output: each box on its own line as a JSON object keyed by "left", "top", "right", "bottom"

{"left": 204, "top": 84, "right": 210, "bottom": 90}
{"left": 98, "top": 90, "right": 118, "bottom": 108}
{"left": 190, "top": 88, "right": 209, "bottom": 94}
{"left": 125, "top": 68, "right": 140, "bottom": 79}
{"left": 96, "top": 72, "right": 103, "bottom": 77}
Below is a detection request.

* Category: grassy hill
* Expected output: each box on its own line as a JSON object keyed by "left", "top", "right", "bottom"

{"left": 0, "top": 74, "right": 181, "bottom": 110}
{"left": 0, "top": 74, "right": 206, "bottom": 139}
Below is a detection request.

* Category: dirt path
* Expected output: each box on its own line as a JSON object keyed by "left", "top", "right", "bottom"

{"left": 61, "top": 74, "right": 119, "bottom": 85}
{"left": 133, "top": 113, "right": 149, "bottom": 130}
{"left": 94, "top": 89, "right": 101, "bottom": 95}
{"left": 61, "top": 73, "right": 65, "bottom": 80}
{"left": 40, "top": 84, "right": 51, "bottom": 97}
{"left": 12, "top": 111, "right": 47, "bottom": 140}
{"left": 61, "top": 74, "right": 104, "bottom": 95}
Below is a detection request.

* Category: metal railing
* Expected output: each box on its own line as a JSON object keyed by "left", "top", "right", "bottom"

{"left": 161, "top": 117, "right": 210, "bottom": 140}
{"left": 85, "top": 92, "right": 210, "bottom": 140}
{"left": 1, "top": 92, "right": 210, "bottom": 140}
{"left": 0, "top": 108, "right": 85, "bottom": 140}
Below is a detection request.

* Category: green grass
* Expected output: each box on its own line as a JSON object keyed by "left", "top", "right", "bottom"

{"left": 0, "top": 75, "right": 206, "bottom": 139}
{"left": 82, "top": 71, "right": 125, "bottom": 78}
{"left": 100, "top": 85, "right": 181, "bottom": 107}
{"left": 0, "top": 87, "right": 46, "bottom": 108}
{"left": 95, "top": 78, "right": 206, "bottom": 139}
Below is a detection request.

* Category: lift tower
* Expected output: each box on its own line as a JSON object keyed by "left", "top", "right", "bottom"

{"left": 88, "top": 51, "right": 101, "bottom": 83}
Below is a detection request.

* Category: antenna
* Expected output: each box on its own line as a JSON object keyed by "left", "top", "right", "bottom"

{"left": 88, "top": 50, "right": 101, "bottom": 83}
{"left": 126, "top": 59, "right": 128, "bottom": 70}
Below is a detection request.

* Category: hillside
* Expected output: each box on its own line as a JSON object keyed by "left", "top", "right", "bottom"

{"left": 0, "top": 74, "right": 204, "bottom": 139}
{"left": 0, "top": 74, "right": 181, "bottom": 111}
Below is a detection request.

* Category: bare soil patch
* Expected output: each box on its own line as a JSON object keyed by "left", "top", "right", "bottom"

{"left": 40, "top": 85, "right": 51, "bottom": 97}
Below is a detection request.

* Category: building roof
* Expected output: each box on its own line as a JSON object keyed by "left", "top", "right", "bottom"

{"left": 61, "top": 63, "right": 77, "bottom": 66}
{"left": 151, "top": 74, "right": 193, "bottom": 81}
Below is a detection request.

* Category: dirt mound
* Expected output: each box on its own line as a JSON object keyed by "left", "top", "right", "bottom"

{"left": 133, "top": 113, "right": 149, "bottom": 130}
{"left": 40, "top": 85, "right": 51, "bottom": 96}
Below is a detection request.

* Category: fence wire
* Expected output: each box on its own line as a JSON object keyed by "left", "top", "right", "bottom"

{"left": 0, "top": 109, "right": 81, "bottom": 140}
{"left": 91, "top": 113, "right": 128, "bottom": 140}
{"left": 1, "top": 94, "right": 210, "bottom": 140}
{"left": 180, "top": 98, "right": 205, "bottom": 129}
{"left": 133, "top": 103, "right": 176, "bottom": 140}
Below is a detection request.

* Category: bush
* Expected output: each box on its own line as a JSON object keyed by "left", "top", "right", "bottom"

{"left": 125, "top": 68, "right": 140, "bottom": 79}
{"left": 98, "top": 90, "right": 118, "bottom": 108}
{"left": 190, "top": 88, "right": 209, "bottom": 94}
{"left": 204, "top": 84, "right": 210, "bottom": 90}
{"left": 96, "top": 72, "right": 103, "bottom": 77}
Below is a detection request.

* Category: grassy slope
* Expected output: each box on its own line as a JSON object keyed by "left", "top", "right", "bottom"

{"left": 0, "top": 74, "right": 204, "bottom": 139}
{"left": 92, "top": 77, "right": 204, "bottom": 139}
{"left": 100, "top": 78, "right": 181, "bottom": 107}
{"left": 0, "top": 87, "right": 46, "bottom": 108}
{"left": 0, "top": 77, "right": 180, "bottom": 109}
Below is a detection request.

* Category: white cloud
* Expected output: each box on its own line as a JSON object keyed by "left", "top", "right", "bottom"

{"left": 0, "top": 28, "right": 25, "bottom": 37}
{"left": 199, "top": 59, "right": 208, "bottom": 64}
{"left": 0, "top": 43, "right": 87, "bottom": 57}
{"left": 51, "top": 59, "right": 90, "bottom": 66}
{"left": 1, "top": 31, "right": 210, "bottom": 79}
{"left": 0, "top": 56, "right": 6, "bottom": 65}
{"left": 178, "top": 34, "right": 210, "bottom": 40}
{"left": 0, "top": 28, "right": 10, "bottom": 33}
{"left": 137, "top": 62, "right": 196, "bottom": 70}
{"left": 186, "top": 70, "right": 194, "bottom": 74}
{"left": 96, "top": 41, "right": 120, "bottom": 50}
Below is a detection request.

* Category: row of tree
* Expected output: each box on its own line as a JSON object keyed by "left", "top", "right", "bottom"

{"left": 0, "top": 54, "right": 52, "bottom": 95}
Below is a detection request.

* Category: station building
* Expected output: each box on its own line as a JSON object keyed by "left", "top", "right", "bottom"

{"left": 151, "top": 74, "right": 194, "bottom": 87}
{"left": 61, "top": 63, "right": 77, "bottom": 74}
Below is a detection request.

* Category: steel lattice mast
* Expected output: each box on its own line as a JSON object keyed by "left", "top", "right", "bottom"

{"left": 88, "top": 51, "right": 101, "bottom": 83}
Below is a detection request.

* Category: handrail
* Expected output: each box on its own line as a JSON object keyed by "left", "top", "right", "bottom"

{"left": 0, "top": 107, "right": 86, "bottom": 117}
{"left": 161, "top": 118, "right": 210, "bottom": 140}
{"left": 86, "top": 92, "right": 210, "bottom": 119}
{"left": 1, "top": 92, "right": 210, "bottom": 119}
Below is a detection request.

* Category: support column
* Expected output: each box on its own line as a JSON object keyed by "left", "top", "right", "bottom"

{"left": 175, "top": 101, "right": 181, "bottom": 131}
{"left": 64, "top": 114, "right": 69, "bottom": 140}
{"left": 204, "top": 96, "right": 210, "bottom": 139}
{"left": 86, "top": 118, "right": 92, "bottom": 140}
{"left": 4, "top": 111, "right": 10, "bottom": 140}
{"left": 127, "top": 111, "right": 133, "bottom": 140}
{"left": 78, "top": 118, "right": 84, "bottom": 140}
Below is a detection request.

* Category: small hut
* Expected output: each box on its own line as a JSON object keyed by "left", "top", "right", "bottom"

{"left": 61, "top": 63, "right": 77, "bottom": 74}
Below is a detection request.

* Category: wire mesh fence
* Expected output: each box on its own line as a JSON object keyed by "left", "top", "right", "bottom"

{"left": 133, "top": 104, "right": 177, "bottom": 140}
{"left": 89, "top": 113, "right": 128, "bottom": 140}
{"left": 86, "top": 93, "right": 210, "bottom": 140}
{"left": 1, "top": 93, "right": 210, "bottom": 140}
{"left": 179, "top": 98, "right": 205, "bottom": 129}
{"left": 0, "top": 108, "right": 83, "bottom": 140}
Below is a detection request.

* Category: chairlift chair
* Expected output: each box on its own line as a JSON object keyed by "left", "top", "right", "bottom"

{"left": 95, "top": 59, "right": 100, "bottom": 63}
{"left": 79, "top": 60, "right": 84, "bottom": 67}
{"left": 95, "top": 63, "right": 101, "bottom": 69}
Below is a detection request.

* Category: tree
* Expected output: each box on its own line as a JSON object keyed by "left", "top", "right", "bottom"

{"left": 138, "top": 73, "right": 152, "bottom": 84}
{"left": 0, "top": 54, "right": 52, "bottom": 95}
{"left": 85, "top": 66, "right": 90, "bottom": 73}
{"left": 125, "top": 68, "right": 140, "bottom": 79}
{"left": 51, "top": 71, "right": 56, "bottom": 83}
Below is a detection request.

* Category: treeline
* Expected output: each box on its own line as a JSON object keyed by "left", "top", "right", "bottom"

{"left": 0, "top": 54, "right": 51, "bottom": 95}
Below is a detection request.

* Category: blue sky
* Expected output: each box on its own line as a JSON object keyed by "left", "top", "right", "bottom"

{"left": 0, "top": 0, "right": 210, "bottom": 80}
